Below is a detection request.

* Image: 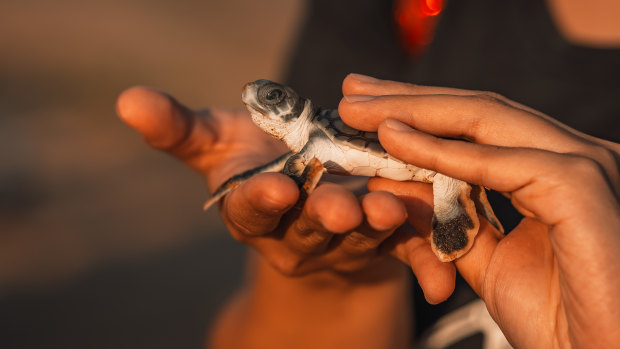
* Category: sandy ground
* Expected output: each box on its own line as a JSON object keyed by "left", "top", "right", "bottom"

{"left": 0, "top": 0, "right": 304, "bottom": 346}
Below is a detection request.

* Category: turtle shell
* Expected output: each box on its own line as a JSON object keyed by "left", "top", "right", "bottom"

{"left": 314, "top": 109, "right": 387, "bottom": 156}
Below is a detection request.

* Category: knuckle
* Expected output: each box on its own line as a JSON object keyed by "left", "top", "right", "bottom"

{"left": 463, "top": 114, "right": 486, "bottom": 142}
{"left": 227, "top": 227, "right": 250, "bottom": 244}
{"left": 469, "top": 93, "right": 496, "bottom": 106}
{"left": 459, "top": 92, "right": 509, "bottom": 142}
{"left": 226, "top": 214, "right": 270, "bottom": 238}
{"left": 228, "top": 218, "right": 253, "bottom": 236}
{"left": 474, "top": 91, "right": 507, "bottom": 104}
{"left": 563, "top": 155, "right": 604, "bottom": 179}
{"left": 270, "top": 255, "right": 304, "bottom": 277}
{"left": 586, "top": 145, "right": 619, "bottom": 174}
{"left": 425, "top": 139, "right": 446, "bottom": 170}
{"left": 344, "top": 232, "right": 382, "bottom": 251}
{"left": 294, "top": 233, "right": 329, "bottom": 253}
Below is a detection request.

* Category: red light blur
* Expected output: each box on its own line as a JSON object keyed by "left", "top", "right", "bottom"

{"left": 394, "top": 0, "right": 444, "bottom": 55}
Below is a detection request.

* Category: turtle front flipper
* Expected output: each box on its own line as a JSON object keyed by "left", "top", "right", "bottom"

{"left": 203, "top": 151, "right": 293, "bottom": 210}
{"left": 430, "top": 174, "right": 480, "bottom": 262}
{"left": 281, "top": 145, "right": 326, "bottom": 202}
{"left": 295, "top": 157, "right": 325, "bottom": 205}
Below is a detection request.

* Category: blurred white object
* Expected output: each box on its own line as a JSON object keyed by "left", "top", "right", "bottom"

{"left": 420, "top": 299, "right": 512, "bottom": 349}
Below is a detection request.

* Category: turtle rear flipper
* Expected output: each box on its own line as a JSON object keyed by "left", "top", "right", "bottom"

{"left": 470, "top": 185, "right": 505, "bottom": 238}
{"left": 431, "top": 174, "right": 480, "bottom": 262}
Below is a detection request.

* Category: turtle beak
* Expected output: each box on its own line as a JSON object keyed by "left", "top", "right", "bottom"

{"left": 241, "top": 83, "right": 253, "bottom": 103}
{"left": 241, "top": 84, "right": 264, "bottom": 116}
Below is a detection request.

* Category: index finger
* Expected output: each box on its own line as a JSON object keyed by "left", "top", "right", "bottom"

{"left": 377, "top": 118, "right": 552, "bottom": 194}
{"left": 339, "top": 93, "right": 586, "bottom": 154}
{"left": 341, "top": 73, "right": 593, "bottom": 140}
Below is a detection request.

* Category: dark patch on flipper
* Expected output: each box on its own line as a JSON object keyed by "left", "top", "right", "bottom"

{"left": 430, "top": 174, "right": 480, "bottom": 262}
{"left": 282, "top": 153, "right": 308, "bottom": 186}
{"left": 202, "top": 152, "right": 293, "bottom": 210}
{"left": 432, "top": 213, "right": 475, "bottom": 255}
{"left": 471, "top": 185, "right": 505, "bottom": 238}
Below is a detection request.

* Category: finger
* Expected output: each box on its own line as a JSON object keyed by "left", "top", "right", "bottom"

{"left": 343, "top": 74, "right": 620, "bottom": 186}
{"left": 342, "top": 75, "right": 620, "bottom": 190}
{"left": 343, "top": 78, "right": 620, "bottom": 198}
{"left": 336, "top": 191, "right": 407, "bottom": 256}
{"left": 387, "top": 178, "right": 503, "bottom": 300}
{"left": 368, "top": 179, "right": 454, "bottom": 303}
{"left": 343, "top": 73, "right": 486, "bottom": 99}
{"left": 453, "top": 220, "right": 502, "bottom": 298}
{"left": 383, "top": 226, "right": 456, "bottom": 304}
{"left": 283, "top": 183, "right": 363, "bottom": 254}
{"left": 367, "top": 177, "right": 433, "bottom": 235}
{"left": 340, "top": 93, "right": 586, "bottom": 155}
{"left": 222, "top": 172, "right": 299, "bottom": 240}
{"left": 342, "top": 73, "right": 589, "bottom": 138}
{"left": 116, "top": 86, "right": 215, "bottom": 159}
{"left": 378, "top": 118, "right": 558, "bottom": 193}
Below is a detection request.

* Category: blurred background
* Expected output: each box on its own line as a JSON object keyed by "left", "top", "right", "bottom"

{"left": 0, "top": 0, "right": 305, "bottom": 347}
{"left": 6, "top": 0, "right": 616, "bottom": 348}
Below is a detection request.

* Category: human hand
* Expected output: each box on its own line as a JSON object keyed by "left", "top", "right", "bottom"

{"left": 339, "top": 74, "right": 620, "bottom": 348}
{"left": 116, "top": 87, "right": 446, "bottom": 291}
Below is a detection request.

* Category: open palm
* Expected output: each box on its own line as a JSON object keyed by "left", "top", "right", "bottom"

{"left": 115, "top": 86, "right": 430, "bottom": 285}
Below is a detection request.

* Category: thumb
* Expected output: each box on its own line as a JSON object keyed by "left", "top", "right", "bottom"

{"left": 116, "top": 86, "right": 214, "bottom": 154}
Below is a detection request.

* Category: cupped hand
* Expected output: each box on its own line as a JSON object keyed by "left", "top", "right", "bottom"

{"left": 115, "top": 87, "right": 457, "bottom": 297}
{"left": 339, "top": 74, "right": 620, "bottom": 348}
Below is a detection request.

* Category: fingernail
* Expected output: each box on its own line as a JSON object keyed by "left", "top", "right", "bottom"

{"left": 384, "top": 118, "right": 413, "bottom": 132}
{"left": 344, "top": 94, "right": 376, "bottom": 102}
{"left": 349, "top": 73, "right": 381, "bottom": 84}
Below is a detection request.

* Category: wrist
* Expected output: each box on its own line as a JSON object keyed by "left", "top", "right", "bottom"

{"left": 211, "top": 251, "right": 413, "bottom": 349}
{"left": 248, "top": 250, "right": 410, "bottom": 294}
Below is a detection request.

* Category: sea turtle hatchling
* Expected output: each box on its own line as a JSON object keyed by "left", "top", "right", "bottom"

{"left": 204, "top": 80, "right": 504, "bottom": 262}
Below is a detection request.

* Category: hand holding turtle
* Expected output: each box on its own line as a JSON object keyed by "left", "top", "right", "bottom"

{"left": 115, "top": 86, "right": 444, "bottom": 348}
{"left": 114, "top": 86, "right": 417, "bottom": 279}
{"left": 339, "top": 74, "right": 620, "bottom": 348}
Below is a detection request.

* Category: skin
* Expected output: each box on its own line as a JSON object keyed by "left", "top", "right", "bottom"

{"left": 116, "top": 87, "right": 432, "bottom": 349}
{"left": 338, "top": 74, "right": 620, "bottom": 348}
{"left": 115, "top": 4, "right": 620, "bottom": 345}
{"left": 117, "top": 72, "right": 620, "bottom": 348}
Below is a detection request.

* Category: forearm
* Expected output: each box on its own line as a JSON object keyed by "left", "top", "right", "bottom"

{"left": 208, "top": 251, "right": 412, "bottom": 349}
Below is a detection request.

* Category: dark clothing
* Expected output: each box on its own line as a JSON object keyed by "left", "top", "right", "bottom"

{"left": 287, "top": 0, "right": 620, "bottom": 142}
{"left": 285, "top": 0, "right": 620, "bottom": 347}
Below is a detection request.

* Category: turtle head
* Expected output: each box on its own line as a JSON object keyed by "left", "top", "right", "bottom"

{"left": 242, "top": 80, "right": 309, "bottom": 140}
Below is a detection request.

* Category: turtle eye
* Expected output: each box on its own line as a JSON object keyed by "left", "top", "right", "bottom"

{"left": 259, "top": 85, "right": 286, "bottom": 105}
{"left": 266, "top": 89, "right": 283, "bottom": 101}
